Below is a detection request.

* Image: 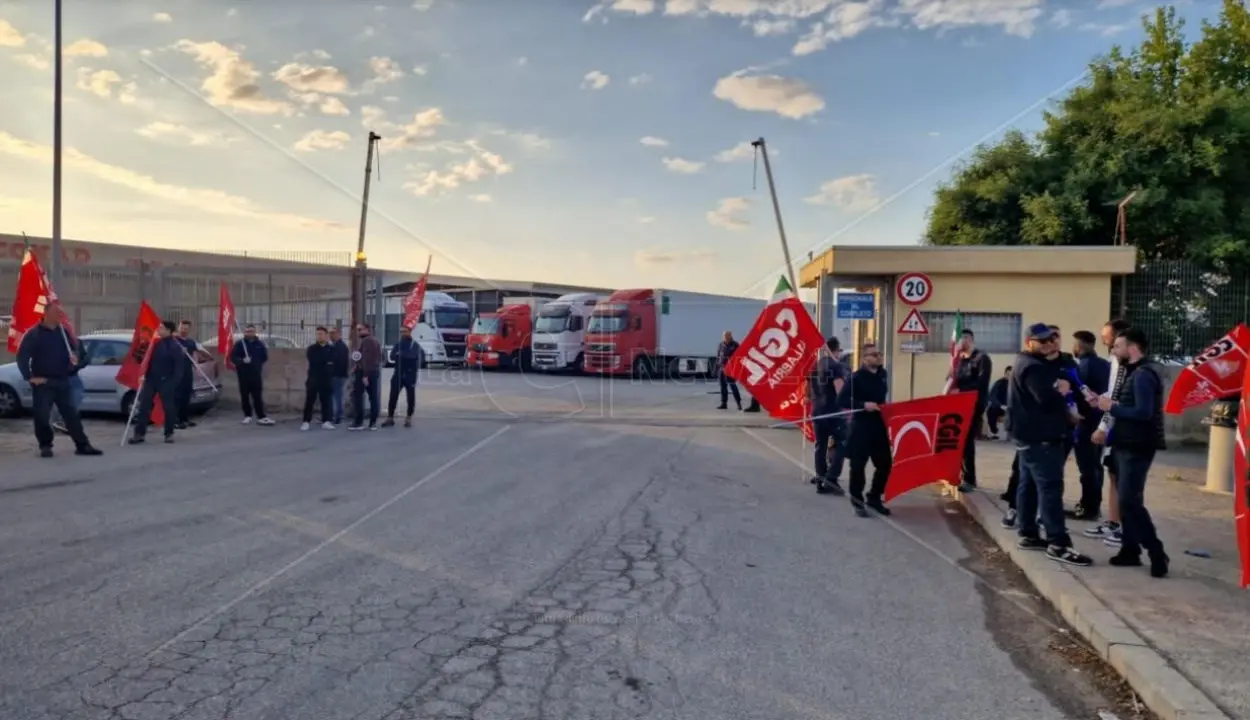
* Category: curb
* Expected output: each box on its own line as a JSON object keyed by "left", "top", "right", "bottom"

{"left": 953, "top": 487, "right": 1231, "bottom": 720}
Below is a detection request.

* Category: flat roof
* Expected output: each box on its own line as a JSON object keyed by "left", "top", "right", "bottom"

{"left": 798, "top": 245, "right": 1138, "bottom": 288}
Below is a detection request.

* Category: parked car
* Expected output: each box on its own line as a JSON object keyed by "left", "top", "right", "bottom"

{"left": 0, "top": 332, "right": 220, "bottom": 419}
{"left": 203, "top": 333, "right": 301, "bottom": 352}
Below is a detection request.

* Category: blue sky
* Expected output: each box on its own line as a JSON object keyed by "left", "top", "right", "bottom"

{"left": 0, "top": 0, "right": 1223, "bottom": 296}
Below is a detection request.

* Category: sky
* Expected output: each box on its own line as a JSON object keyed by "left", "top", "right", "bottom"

{"left": 0, "top": 0, "right": 1225, "bottom": 298}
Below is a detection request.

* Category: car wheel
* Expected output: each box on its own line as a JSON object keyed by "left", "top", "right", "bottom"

{"left": 0, "top": 384, "right": 21, "bottom": 418}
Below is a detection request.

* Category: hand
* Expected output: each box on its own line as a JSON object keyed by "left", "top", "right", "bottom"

{"left": 69, "top": 353, "right": 79, "bottom": 366}
{"left": 29, "top": 377, "right": 46, "bottom": 386}
{"left": 1096, "top": 396, "right": 1114, "bottom": 412}
{"left": 863, "top": 402, "right": 880, "bottom": 411}
{"left": 1091, "top": 429, "right": 1107, "bottom": 445}
{"left": 242, "top": 357, "right": 251, "bottom": 364}
{"left": 362, "top": 377, "right": 369, "bottom": 387}
{"left": 1081, "top": 387, "right": 1098, "bottom": 403}
{"left": 1055, "top": 379, "right": 1071, "bottom": 395}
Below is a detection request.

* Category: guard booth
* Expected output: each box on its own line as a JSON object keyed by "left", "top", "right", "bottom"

{"left": 798, "top": 245, "right": 1137, "bottom": 401}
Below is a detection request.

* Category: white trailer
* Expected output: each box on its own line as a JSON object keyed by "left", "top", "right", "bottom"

{"left": 654, "top": 290, "right": 766, "bottom": 376}
{"left": 531, "top": 293, "right": 605, "bottom": 372}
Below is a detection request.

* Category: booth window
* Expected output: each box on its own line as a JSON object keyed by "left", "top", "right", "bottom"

{"left": 920, "top": 312, "right": 1023, "bottom": 354}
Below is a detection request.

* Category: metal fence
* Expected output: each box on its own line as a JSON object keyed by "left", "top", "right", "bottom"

{"left": 1114, "top": 259, "right": 1250, "bottom": 361}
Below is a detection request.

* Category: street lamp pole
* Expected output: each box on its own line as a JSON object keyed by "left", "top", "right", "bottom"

{"left": 51, "top": 0, "right": 63, "bottom": 283}
{"left": 352, "top": 132, "right": 381, "bottom": 335}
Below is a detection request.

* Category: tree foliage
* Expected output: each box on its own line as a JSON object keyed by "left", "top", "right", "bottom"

{"left": 926, "top": 1, "right": 1250, "bottom": 274}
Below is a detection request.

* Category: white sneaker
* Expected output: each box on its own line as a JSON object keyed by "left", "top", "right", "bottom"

{"left": 241, "top": 417, "right": 252, "bottom": 425}
{"left": 257, "top": 417, "right": 275, "bottom": 426}
{"left": 321, "top": 421, "right": 335, "bottom": 430}
{"left": 300, "top": 422, "right": 310, "bottom": 431}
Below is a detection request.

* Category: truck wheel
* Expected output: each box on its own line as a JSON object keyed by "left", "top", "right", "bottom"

{"left": 666, "top": 358, "right": 682, "bottom": 380}
{"left": 632, "top": 356, "right": 650, "bottom": 379}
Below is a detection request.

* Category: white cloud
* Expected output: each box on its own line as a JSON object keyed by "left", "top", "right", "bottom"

{"left": 706, "top": 197, "right": 750, "bottom": 230}
{"left": 411, "top": 65, "right": 429, "bottom": 76}
{"left": 226, "top": 8, "right": 238, "bottom": 17}
{"left": 0, "top": 130, "right": 343, "bottom": 231}
{"left": 14, "top": 53, "right": 49, "bottom": 70}
{"left": 403, "top": 141, "right": 512, "bottom": 196}
{"left": 629, "top": 73, "right": 652, "bottom": 85}
{"left": 581, "top": 70, "right": 610, "bottom": 90}
{"left": 584, "top": 0, "right": 657, "bottom": 22}
{"left": 273, "top": 62, "right": 350, "bottom": 93}
{"left": 751, "top": 18, "right": 796, "bottom": 35}
{"left": 634, "top": 248, "right": 716, "bottom": 266}
{"left": 136, "top": 122, "right": 235, "bottom": 147}
{"left": 714, "top": 141, "right": 755, "bottom": 162}
{"left": 291, "top": 92, "right": 351, "bottom": 116}
{"left": 927, "top": 131, "right": 940, "bottom": 136}
{"left": 174, "top": 40, "right": 293, "bottom": 115}
{"left": 468, "top": 194, "right": 493, "bottom": 203}
{"left": 1080, "top": 21, "right": 1128, "bottom": 36}
{"left": 804, "top": 173, "right": 879, "bottom": 211}
{"left": 153, "top": 12, "right": 173, "bottom": 23}
{"left": 0, "top": 19, "right": 27, "bottom": 46}
{"left": 637, "top": 216, "right": 657, "bottom": 224}
{"left": 713, "top": 71, "right": 824, "bottom": 119}
{"left": 368, "top": 56, "right": 405, "bottom": 85}
{"left": 361, "top": 104, "right": 388, "bottom": 128}
{"left": 1050, "top": 8, "right": 1073, "bottom": 27}
{"left": 65, "top": 38, "right": 109, "bottom": 57}
{"left": 661, "top": 157, "right": 704, "bottom": 174}
{"left": 76, "top": 68, "right": 123, "bottom": 98}
{"left": 792, "top": 0, "right": 890, "bottom": 55}
{"left": 1096, "top": 0, "right": 1135, "bottom": 7}
{"left": 639, "top": 136, "right": 669, "bottom": 147}
{"left": 375, "top": 108, "right": 447, "bottom": 151}
{"left": 294, "top": 129, "right": 351, "bottom": 152}
{"left": 413, "top": 0, "right": 435, "bottom": 8}
{"left": 517, "top": 56, "right": 528, "bottom": 66}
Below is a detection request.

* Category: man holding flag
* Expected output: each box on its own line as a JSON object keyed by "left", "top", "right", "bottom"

{"left": 949, "top": 325, "right": 992, "bottom": 492}
{"left": 16, "top": 305, "right": 101, "bottom": 458}
{"left": 128, "top": 321, "right": 184, "bottom": 445}
{"left": 842, "top": 341, "right": 892, "bottom": 517}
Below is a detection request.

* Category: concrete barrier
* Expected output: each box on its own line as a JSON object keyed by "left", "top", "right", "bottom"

{"left": 214, "top": 348, "right": 310, "bottom": 415}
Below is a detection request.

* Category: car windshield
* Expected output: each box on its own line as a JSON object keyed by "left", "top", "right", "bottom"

{"left": 86, "top": 340, "right": 129, "bottom": 366}
{"left": 587, "top": 312, "right": 628, "bottom": 333}
{"left": 434, "top": 307, "right": 472, "bottom": 329}
{"left": 472, "top": 316, "right": 500, "bottom": 334}
{"left": 535, "top": 311, "right": 570, "bottom": 333}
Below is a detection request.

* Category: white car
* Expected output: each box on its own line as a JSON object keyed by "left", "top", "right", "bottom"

{"left": 203, "top": 333, "right": 301, "bottom": 352}
{"left": 0, "top": 332, "right": 221, "bottom": 419}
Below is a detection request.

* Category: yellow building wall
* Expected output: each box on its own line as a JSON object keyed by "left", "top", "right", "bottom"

{"left": 890, "top": 274, "right": 1113, "bottom": 401}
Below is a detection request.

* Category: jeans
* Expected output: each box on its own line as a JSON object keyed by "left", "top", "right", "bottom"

{"left": 1074, "top": 430, "right": 1105, "bottom": 514}
{"left": 331, "top": 377, "right": 346, "bottom": 424}
{"left": 813, "top": 417, "right": 848, "bottom": 481}
{"left": 1016, "top": 442, "right": 1071, "bottom": 547}
{"left": 32, "top": 379, "right": 91, "bottom": 449}
{"left": 718, "top": 375, "right": 742, "bottom": 407}
{"left": 351, "top": 370, "right": 381, "bottom": 426}
{"left": 50, "top": 375, "right": 84, "bottom": 426}
{"left": 388, "top": 374, "right": 416, "bottom": 418}
{"left": 1114, "top": 448, "right": 1164, "bottom": 557}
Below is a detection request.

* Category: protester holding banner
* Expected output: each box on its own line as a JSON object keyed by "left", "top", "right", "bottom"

{"left": 128, "top": 321, "right": 183, "bottom": 445}
{"left": 231, "top": 325, "right": 274, "bottom": 426}
{"left": 840, "top": 342, "right": 892, "bottom": 517}
{"left": 951, "top": 328, "right": 992, "bottom": 492}
{"left": 808, "top": 336, "right": 848, "bottom": 495}
{"left": 16, "top": 306, "right": 102, "bottom": 458}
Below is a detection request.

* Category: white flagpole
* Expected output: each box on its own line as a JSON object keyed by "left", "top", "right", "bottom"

{"left": 179, "top": 345, "right": 219, "bottom": 390}
{"left": 121, "top": 377, "right": 144, "bottom": 446}
{"left": 768, "top": 407, "right": 865, "bottom": 428}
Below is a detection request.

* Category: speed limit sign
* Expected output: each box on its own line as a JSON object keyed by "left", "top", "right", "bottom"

{"left": 896, "top": 272, "right": 933, "bottom": 306}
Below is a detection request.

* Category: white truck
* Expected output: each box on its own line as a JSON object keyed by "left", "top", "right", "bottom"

{"left": 403, "top": 291, "right": 472, "bottom": 366}
{"left": 530, "top": 293, "right": 606, "bottom": 372}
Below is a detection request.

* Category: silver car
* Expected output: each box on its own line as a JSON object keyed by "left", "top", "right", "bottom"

{"left": 0, "top": 332, "right": 221, "bottom": 419}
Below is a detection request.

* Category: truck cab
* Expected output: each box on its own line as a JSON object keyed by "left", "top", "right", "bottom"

{"left": 531, "top": 293, "right": 604, "bottom": 372}
{"left": 584, "top": 289, "right": 656, "bottom": 376}
{"left": 467, "top": 303, "right": 535, "bottom": 370}
{"left": 411, "top": 291, "right": 471, "bottom": 366}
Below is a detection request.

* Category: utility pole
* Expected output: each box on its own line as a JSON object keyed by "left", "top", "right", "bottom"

{"left": 751, "top": 138, "right": 798, "bottom": 293}
{"left": 51, "top": 0, "right": 63, "bottom": 284}
{"left": 351, "top": 132, "right": 381, "bottom": 335}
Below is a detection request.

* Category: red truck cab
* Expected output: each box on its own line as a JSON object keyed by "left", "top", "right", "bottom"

{"left": 584, "top": 289, "right": 656, "bottom": 376}
{"left": 466, "top": 303, "right": 534, "bottom": 370}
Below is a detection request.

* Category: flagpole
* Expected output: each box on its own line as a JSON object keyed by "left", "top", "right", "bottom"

{"left": 51, "top": 0, "right": 64, "bottom": 285}
{"left": 752, "top": 138, "right": 798, "bottom": 293}
{"left": 769, "top": 407, "right": 865, "bottom": 428}
{"left": 121, "top": 378, "right": 143, "bottom": 446}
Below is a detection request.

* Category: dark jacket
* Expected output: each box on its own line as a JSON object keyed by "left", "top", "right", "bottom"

{"left": 390, "top": 337, "right": 423, "bottom": 384}
{"left": 840, "top": 366, "right": 888, "bottom": 435}
{"left": 147, "top": 336, "right": 185, "bottom": 384}
{"left": 808, "top": 355, "right": 848, "bottom": 416}
{"left": 988, "top": 377, "right": 1008, "bottom": 407}
{"left": 231, "top": 337, "right": 269, "bottom": 375}
{"left": 1008, "top": 351, "right": 1069, "bottom": 443}
{"left": 306, "top": 341, "right": 336, "bottom": 383}
{"left": 717, "top": 340, "right": 739, "bottom": 369}
{"left": 353, "top": 335, "right": 383, "bottom": 375}
{"left": 954, "top": 349, "right": 992, "bottom": 406}
{"left": 1075, "top": 350, "right": 1111, "bottom": 429}
{"left": 1108, "top": 359, "right": 1166, "bottom": 451}
{"left": 331, "top": 339, "right": 350, "bottom": 378}
{"left": 16, "top": 324, "right": 76, "bottom": 382}
{"left": 176, "top": 335, "right": 197, "bottom": 368}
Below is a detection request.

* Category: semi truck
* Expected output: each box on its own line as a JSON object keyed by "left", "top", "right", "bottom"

{"left": 584, "top": 289, "right": 766, "bottom": 377}
{"left": 531, "top": 293, "right": 605, "bottom": 372}
{"left": 466, "top": 297, "right": 544, "bottom": 370}
{"left": 405, "top": 291, "right": 472, "bottom": 366}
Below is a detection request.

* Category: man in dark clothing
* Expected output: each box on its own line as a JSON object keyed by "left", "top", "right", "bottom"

{"left": 839, "top": 342, "right": 891, "bottom": 518}
{"left": 1009, "top": 323, "right": 1092, "bottom": 567}
{"left": 17, "top": 306, "right": 101, "bottom": 457}
{"left": 951, "top": 328, "right": 992, "bottom": 492}
{"left": 384, "top": 325, "right": 424, "bottom": 428}
{"left": 1068, "top": 330, "right": 1111, "bottom": 520}
{"left": 985, "top": 367, "right": 1010, "bottom": 439}
{"left": 1097, "top": 327, "right": 1168, "bottom": 578}
{"left": 128, "top": 321, "right": 183, "bottom": 445}
{"left": 716, "top": 330, "right": 743, "bottom": 410}
{"left": 173, "top": 320, "right": 198, "bottom": 430}
{"left": 1085, "top": 318, "right": 1132, "bottom": 547}
{"left": 302, "top": 326, "right": 336, "bottom": 431}
{"left": 231, "top": 324, "right": 273, "bottom": 426}
{"left": 349, "top": 323, "right": 384, "bottom": 431}
{"left": 51, "top": 333, "right": 89, "bottom": 434}
{"left": 808, "top": 337, "right": 849, "bottom": 495}
{"left": 329, "top": 327, "right": 350, "bottom": 425}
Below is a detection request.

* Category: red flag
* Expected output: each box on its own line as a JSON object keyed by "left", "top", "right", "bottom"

{"left": 401, "top": 256, "right": 433, "bottom": 330}
{"left": 116, "top": 302, "right": 165, "bottom": 425}
{"left": 723, "top": 287, "right": 824, "bottom": 443}
{"left": 217, "top": 283, "right": 237, "bottom": 370}
{"left": 1165, "top": 324, "right": 1250, "bottom": 414}
{"left": 880, "top": 391, "right": 978, "bottom": 502}
{"left": 7, "top": 248, "right": 75, "bottom": 352}
{"left": 1236, "top": 364, "right": 1250, "bottom": 588}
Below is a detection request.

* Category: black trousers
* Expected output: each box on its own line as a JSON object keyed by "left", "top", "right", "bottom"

{"left": 848, "top": 425, "right": 891, "bottom": 501}
{"left": 961, "top": 406, "right": 984, "bottom": 486}
{"left": 352, "top": 370, "right": 381, "bottom": 426}
{"left": 32, "top": 380, "right": 90, "bottom": 449}
{"left": 134, "top": 378, "right": 178, "bottom": 438}
{"left": 1074, "top": 429, "right": 1104, "bottom": 514}
{"left": 388, "top": 375, "right": 415, "bottom": 418}
{"left": 986, "top": 405, "right": 1004, "bottom": 434}
{"left": 176, "top": 369, "right": 193, "bottom": 423}
{"left": 813, "top": 417, "right": 848, "bottom": 481}
{"left": 1114, "top": 448, "right": 1164, "bottom": 557}
{"left": 303, "top": 378, "right": 332, "bottom": 423}
{"left": 719, "top": 375, "right": 742, "bottom": 407}
{"left": 238, "top": 372, "right": 266, "bottom": 418}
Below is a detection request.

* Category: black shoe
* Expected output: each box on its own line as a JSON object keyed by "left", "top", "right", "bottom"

{"left": 999, "top": 491, "right": 1011, "bottom": 502}
{"left": 174, "top": 423, "right": 188, "bottom": 430}
{"left": 184, "top": 420, "right": 197, "bottom": 428}
{"left": 850, "top": 498, "right": 870, "bottom": 518}
{"left": 39, "top": 446, "right": 53, "bottom": 458}
{"left": 163, "top": 435, "right": 175, "bottom": 444}
{"left": 1065, "top": 505, "right": 1101, "bottom": 521}
{"left": 716, "top": 404, "right": 728, "bottom": 410}
{"left": 128, "top": 436, "right": 145, "bottom": 445}
{"left": 382, "top": 418, "right": 395, "bottom": 428}
{"left": 742, "top": 405, "right": 760, "bottom": 413}
{"left": 1017, "top": 536, "right": 1048, "bottom": 551}
{"left": 1046, "top": 545, "right": 1092, "bottom": 566}
{"left": 816, "top": 479, "right": 845, "bottom": 496}
{"left": 809, "top": 476, "right": 821, "bottom": 485}
{"left": 865, "top": 497, "right": 891, "bottom": 516}
{"left": 75, "top": 445, "right": 102, "bottom": 456}
{"left": 957, "top": 481, "right": 976, "bottom": 493}
{"left": 1150, "top": 552, "right": 1169, "bottom": 578}
{"left": 1000, "top": 509, "right": 1018, "bottom": 529}
{"left": 1109, "top": 552, "right": 1142, "bottom": 567}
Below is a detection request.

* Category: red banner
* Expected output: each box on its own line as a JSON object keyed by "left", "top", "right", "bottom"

{"left": 1165, "top": 324, "right": 1250, "bottom": 414}
{"left": 880, "top": 391, "right": 978, "bottom": 502}
{"left": 116, "top": 302, "right": 166, "bottom": 426}
{"left": 217, "top": 283, "right": 237, "bottom": 370}
{"left": 1236, "top": 365, "right": 1250, "bottom": 588}
{"left": 401, "top": 256, "right": 433, "bottom": 330}
{"left": 723, "top": 296, "right": 823, "bottom": 442}
{"left": 7, "top": 248, "right": 75, "bottom": 352}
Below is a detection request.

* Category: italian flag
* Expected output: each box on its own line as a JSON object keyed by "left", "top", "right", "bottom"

{"left": 770, "top": 274, "right": 795, "bottom": 302}
{"left": 943, "top": 309, "right": 963, "bottom": 394}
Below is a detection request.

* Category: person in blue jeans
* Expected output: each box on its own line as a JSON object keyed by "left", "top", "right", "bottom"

{"left": 1009, "top": 323, "right": 1092, "bottom": 567}
{"left": 328, "top": 327, "right": 350, "bottom": 425}
{"left": 52, "top": 334, "right": 88, "bottom": 433}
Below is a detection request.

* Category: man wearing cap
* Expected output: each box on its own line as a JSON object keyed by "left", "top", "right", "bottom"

{"left": 1007, "top": 323, "right": 1092, "bottom": 567}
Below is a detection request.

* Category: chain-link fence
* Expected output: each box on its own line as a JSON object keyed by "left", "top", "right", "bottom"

{"left": 1113, "top": 259, "right": 1250, "bottom": 362}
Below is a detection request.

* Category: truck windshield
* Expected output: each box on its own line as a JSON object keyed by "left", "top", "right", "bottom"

{"left": 471, "top": 316, "right": 500, "bottom": 334}
{"left": 587, "top": 312, "right": 627, "bottom": 333}
{"left": 535, "top": 312, "right": 570, "bottom": 333}
{"left": 434, "top": 308, "right": 472, "bottom": 329}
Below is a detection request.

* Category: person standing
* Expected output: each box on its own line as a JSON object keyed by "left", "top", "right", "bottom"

{"left": 348, "top": 323, "right": 384, "bottom": 431}
{"left": 985, "top": 367, "right": 1010, "bottom": 439}
{"left": 173, "top": 320, "right": 198, "bottom": 430}
{"left": 17, "top": 306, "right": 102, "bottom": 457}
{"left": 302, "top": 326, "right": 336, "bottom": 431}
{"left": 1086, "top": 319, "right": 1132, "bottom": 547}
{"left": 384, "top": 325, "right": 423, "bottom": 428}
{"left": 1068, "top": 330, "right": 1111, "bottom": 521}
{"left": 128, "top": 321, "right": 182, "bottom": 445}
{"left": 715, "top": 330, "right": 743, "bottom": 411}
{"left": 808, "top": 337, "right": 849, "bottom": 495}
{"left": 329, "top": 327, "right": 350, "bottom": 426}
{"left": 951, "top": 328, "right": 992, "bottom": 492}
{"left": 840, "top": 342, "right": 891, "bottom": 518}
{"left": 1009, "top": 323, "right": 1092, "bottom": 566}
{"left": 231, "top": 324, "right": 273, "bottom": 426}
{"left": 1097, "top": 326, "right": 1168, "bottom": 577}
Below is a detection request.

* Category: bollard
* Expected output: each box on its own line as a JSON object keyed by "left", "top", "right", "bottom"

{"left": 1202, "top": 398, "right": 1237, "bottom": 494}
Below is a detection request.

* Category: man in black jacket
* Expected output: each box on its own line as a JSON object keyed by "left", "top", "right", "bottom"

{"left": 986, "top": 367, "right": 1010, "bottom": 439}
{"left": 329, "top": 327, "right": 350, "bottom": 425}
{"left": 1097, "top": 327, "right": 1168, "bottom": 577}
{"left": 1010, "top": 323, "right": 1092, "bottom": 567}
{"left": 384, "top": 325, "right": 424, "bottom": 428}
{"left": 1069, "top": 330, "right": 1111, "bottom": 520}
{"left": 128, "top": 321, "right": 183, "bottom": 445}
{"left": 231, "top": 324, "right": 273, "bottom": 426}
{"left": 839, "top": 342, "right": 891, "bottom": 517}
{"left": 808, "top": 337, "right": 849, "bottom": 495}
{"left": 302, "top": 326, "right": 336, "bottom": 431}
{"left": 173, "top": 320, "right": 199, "bottom": 430}
{"left": 16, "top": 306, "right": 101, "bottom": 457}
{"left": 951, "top": 328, "right": 992, "bottom": 492}
{"left": 715, "top": 330, "right": 743, "bottom": 411}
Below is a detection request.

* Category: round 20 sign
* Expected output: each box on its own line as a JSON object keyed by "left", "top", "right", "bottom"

{"left": 896, "top": 272, "right": 933, "bottom": 306}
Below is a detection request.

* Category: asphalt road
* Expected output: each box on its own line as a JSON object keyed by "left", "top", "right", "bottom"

{"left": 1, "top": 370, "right": 1135, "bottom": 720}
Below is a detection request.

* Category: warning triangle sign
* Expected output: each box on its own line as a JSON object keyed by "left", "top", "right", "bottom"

{"left": 897, "top": 308, "right": 930, "bottom": 335}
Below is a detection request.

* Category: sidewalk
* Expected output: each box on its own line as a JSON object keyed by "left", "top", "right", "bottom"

{"left": 963, "top": 440, "right": 1249, "bottom": 720}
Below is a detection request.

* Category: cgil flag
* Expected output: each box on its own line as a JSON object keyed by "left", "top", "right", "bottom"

{"left": 401, "top": 256, "right": 433, "bottom": 330}
{"left": 116, "top": 302, "right": 167, "bottom": 425}
{"left": 217, "top": 283, "right": 239, "bottom": 370}
{"left": 7, "top": 248, "right": 75, "bottom": 353}
{"left": 1164, "top": 323, "right": 1250, "bottom": 415}
{"left": 881, "top": 391, "right": 978, "bottom": 502}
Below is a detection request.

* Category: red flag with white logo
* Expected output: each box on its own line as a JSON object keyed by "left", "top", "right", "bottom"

{"left": 401, "top": 256, "right": 433, "bottom": 330}
{"left": 7, "top": 248, "right": 75, "bottom": 352}
{"left": 1165, "top": 324, "right": 1250, "bottom": 414}
{"left": 880, "top": 391, "right": 978, "bottom": 502}
{"left": 116, "top": 301, "right": 166, "bottom": 425}
{"left": 723, "top": 276, "right": 823, "bottom": 442}
{"left": 1235, "top": 363, "right": 1250, "bottom": 588}
{"left": 217, "top": 283, "right": 237, "bottom": 370}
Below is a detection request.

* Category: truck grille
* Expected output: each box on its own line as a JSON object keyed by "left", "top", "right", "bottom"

{"left": 533, "top": 342, "right": 557, "bottom": 351}
{"left": 587, "top": 343, "right": 614, "bottom": 353}
{"left": 446, "top": 345, "right": 466, "bottom": 358}
{"left": 472, "top": 343, "right": 488, "bottom": 352}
